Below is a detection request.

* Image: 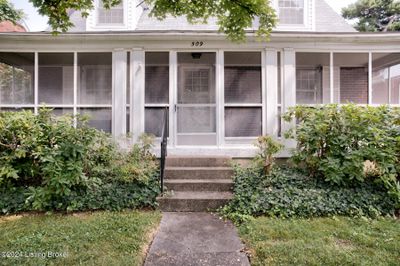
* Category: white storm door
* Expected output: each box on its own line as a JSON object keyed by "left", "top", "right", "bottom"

{"left": 176, "top": 52, "right": 217, "bottom": 146}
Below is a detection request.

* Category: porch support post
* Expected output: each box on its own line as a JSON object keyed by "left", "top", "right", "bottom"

{"left": 112, "top": 49, "right": 127, "bottom": 137}
{"left": 169, "top": 51, "right": 177, "bottom": 147}
{"left": 216, "top": 50, "right": 225, "bottom": 146}
{"left": 131, "top": 48, "right": 145, "bottom": 142}
{"left": 282, "top": 48, "right": 296, "bottom": 148}
{"left": 265, "top": 49, "right": 278, "bottom": 137}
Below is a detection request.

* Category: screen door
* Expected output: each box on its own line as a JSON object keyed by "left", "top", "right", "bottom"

{"left": 176, "top": 52, "right": 216, "bottom": 146}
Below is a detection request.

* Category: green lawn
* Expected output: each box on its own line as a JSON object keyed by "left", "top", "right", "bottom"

{"left": 239, "top": 217, "right": 400, "bottom": 266}
{"left": 0, "top": 211, "right": 161, "bottom": 266}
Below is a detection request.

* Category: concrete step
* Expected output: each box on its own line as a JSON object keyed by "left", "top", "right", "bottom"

{"left": 158, "top": 192, "right": 233, "bottom": 212}
{"left": 165, "top": 167, "right": 234, "bottom": 180}
{"left": 164, "top": 179, "right": 233, "bottom": 192}
{"left": 166, "top": 156, "right": 231, "bottom": 167}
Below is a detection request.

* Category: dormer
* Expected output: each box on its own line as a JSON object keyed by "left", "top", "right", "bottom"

{"left": 274, "top": 0, "right": 314, "bottom": 31}
{"left": 86, "top": 0, "right": 143, "bottom": 31}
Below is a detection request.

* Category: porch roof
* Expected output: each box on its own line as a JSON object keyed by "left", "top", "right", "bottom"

{"left": 1, "top": 31, "right": 400, "bottom": 43}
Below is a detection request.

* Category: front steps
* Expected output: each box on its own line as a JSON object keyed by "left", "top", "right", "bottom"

{"left": 157, "top": 156, "right": 234, "bottom": 212}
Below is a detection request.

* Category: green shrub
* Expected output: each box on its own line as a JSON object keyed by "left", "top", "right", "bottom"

{"left": 253, "top": 136, "right": 284, "bottom": 175}
{"left": 0, "top": 109, "right": 160, "bottom": 214}
{"left": 283, "top": 104, "right": 400, "bottom": 206}
{"left": 221, "top": 165, "right": 397, "bottom": 223}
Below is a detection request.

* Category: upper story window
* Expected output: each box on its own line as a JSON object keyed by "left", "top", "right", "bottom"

{"left": 97, "top": 0, "right": 124, "bottom": 25}
{"left": 278, "top": 0, "right": 305, "bottom": 25}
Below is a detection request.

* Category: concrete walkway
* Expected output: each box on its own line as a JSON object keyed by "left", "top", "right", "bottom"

{"left": 144, "top": 212, "right": 250, "bottom": 266}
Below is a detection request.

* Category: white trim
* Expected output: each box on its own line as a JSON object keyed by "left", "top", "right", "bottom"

{"left": 131, "top": 48, "right": 145, "bottom": 141}
{"left": 34, "top": 52, "right": 38, "bottom": 114}
{"left": 283, "top": 48, "right": 296, "bottom": 149}
{"left": 261, "top": 50, "right": 267, "bottom": 135}
{"left": 330, "top": 52, "right": 334, "bottom": 103}
{"left": 368, "top": 52, "right": 372, "bottom": 105}
{"left": 73, "top": 52, "right": 78, "bottom": 125}
{"left": 112, "top": 50, "right": 128, "bottom": 137}
{"left": 266, "top": 49, "right": 278, "bottom": 137}
{"left": 217, "top": 49, "right": 225, "bottom": 146}
{"left": 169, "top": 51, "right": 177, "bottom": 147}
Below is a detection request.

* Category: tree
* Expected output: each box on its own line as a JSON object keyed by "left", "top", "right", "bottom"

{"left": 342, "top": 0, "right": 400, "bottom": 32}
{"left": 0, "top": 0, "right": 23, "bottom": 24}
{"left": 27, "top": 0, "right": 276, "bottom": 42}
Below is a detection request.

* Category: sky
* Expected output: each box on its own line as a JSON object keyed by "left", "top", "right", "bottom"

{"left": 10, "top": 0, "right": 358, "bottom": 32}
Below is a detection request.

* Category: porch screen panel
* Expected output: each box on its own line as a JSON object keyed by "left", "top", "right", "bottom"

{"left": 77, "top": 53, "right": 112, "bottom": 132}
{"left": 38, "top": 53, "right": 74, "bottom": 105}
{"left": 145, "top": 107, "right": 169, "bottom": 138}
{"left": 372, "top": 53, "right": 400, "bottom": 105}
{"left": 0, "top": 52, "right": 34, "bottom": 106}
{"left": 333, "top": 53, "right": 369, "bottom": 104}
{"left": 296, "top": 53, "right": 330, "bottom": 105}
{"left": 145, "top": 52, "right": 169, "bottom": 137}
{"left": 224, "top": 52, "right": 262, "bottom": 139}
{"left": 225, "top": 108, "right": 262, "bottom": 137}
{"left": 78, "top": 108, "right": 112, "bottom": 133}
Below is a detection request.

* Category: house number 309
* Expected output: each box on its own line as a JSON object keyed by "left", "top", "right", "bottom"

{"left": 191, "top": 41, "right": 204, "bottom": 47}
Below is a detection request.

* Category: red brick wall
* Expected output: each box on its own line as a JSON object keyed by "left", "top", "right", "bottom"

{"left": 340, "top": 67, "right": 369, "bottom": 104}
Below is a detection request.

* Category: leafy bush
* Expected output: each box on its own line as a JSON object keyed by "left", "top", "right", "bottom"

{"left": 253, "top": 136, "right": 284, "bottom": 175}
{"left": 0, "top": 109, "right": 160, "bottom": 214}
{"left": 221, "top": 165, "right": 397, "bottom": 223}
{"left": 283, "top": 104, "right": 400, "bottom": 207}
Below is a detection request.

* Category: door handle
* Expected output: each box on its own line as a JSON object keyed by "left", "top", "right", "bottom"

{"left": 174, "top": 104, "right": 177, "bottom": 112}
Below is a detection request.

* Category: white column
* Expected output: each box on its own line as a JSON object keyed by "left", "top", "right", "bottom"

{"left": 169, "top": 51, "right": 177, "bottom": 147}
{"left": 131, "top": 48, "right": 145, "bottom": 142}
{"left": 282, "top": 48, "right": 296, "bottom": 148}
{"left": 368, "top": 52, "right": 372, "bottom": 105}
{"left": 266, "top": 49, "right": 278, "bottom": 137}
{"left": 34, "top": 52, "right": 38, "bottom": 114}
{"left": 112, "top": 49, "right": 127, "bottom": 137}
{"left": 216, "top": 50, "right": 225, "bottom": 147}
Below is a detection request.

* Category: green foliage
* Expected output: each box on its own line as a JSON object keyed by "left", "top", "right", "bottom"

{"left": 148, "top": 0, "right": 277, "bottom": 42}
{"left": 253, "top": 135, "right": 283, "bottom": 175}
{"left": 0, "top": 109, "right": 159, "bottom": 214}
{"left": 220, "top": 165, "right": 397, "bottom": 223}
{"left": 283, "top": 104, "right": 400, "bottom": 206}
{"left": 26, "top": 0, "right": 277, "bottom": 42}
{"left": 342, "top": 0, "right": 400, "bottom": 32}
{"left": 0, "top": 0, "right": 23, "bottom": 24}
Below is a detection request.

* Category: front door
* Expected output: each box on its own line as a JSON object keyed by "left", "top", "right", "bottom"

{"left": 176, "top": 52, "right": 216, "bottom": 146}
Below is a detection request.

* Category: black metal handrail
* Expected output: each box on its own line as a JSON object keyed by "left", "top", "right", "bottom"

{"left": 159, "top": 107, "right": 168, "bottom": 194}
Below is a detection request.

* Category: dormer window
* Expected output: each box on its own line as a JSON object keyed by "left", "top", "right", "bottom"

{"left": 278, "top": 0, "right": 305, "bottom": 25}
{"left": 97, "top": 0, "right": 124, "bottom": 25}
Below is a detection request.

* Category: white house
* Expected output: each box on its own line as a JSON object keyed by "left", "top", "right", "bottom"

{"left": 1, "top": 0, "right": 400, "bottom": 157}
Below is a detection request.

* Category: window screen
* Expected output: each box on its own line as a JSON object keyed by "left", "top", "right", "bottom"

{"left": 224, "top": 52, "right": 262, "bottom": 138}
{"left": 39, "top": 53, "right": 74, "bottom": 105}
{"left": 78, "top": 53, "right": 112, "bottom": 105}
{"left": 145, "top": 107, "right": 169, "bottom": 137}
{"left": 334, "top": 53, "right": 369, "bottom": 104}
{"left": 145, "top": 52, "right": 169, "bottom": 104}
{"left": 372, "top": 53, "right": 400, "bottom": 105}
{"left": 0, "top": 52, "right": 34, "bottom": 105}
{"left": 78, "top": 108, "right": 112, "bottom": 133}
{"left": 225, "top": 108, "right": 262, "bottom": 137}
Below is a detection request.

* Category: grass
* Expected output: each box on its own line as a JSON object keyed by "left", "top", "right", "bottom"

{"left": 239, "top": 216, "right": 400, "bottom": 266}
{"left": 0, "top": 211, "right": 161, "bottom": 266}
